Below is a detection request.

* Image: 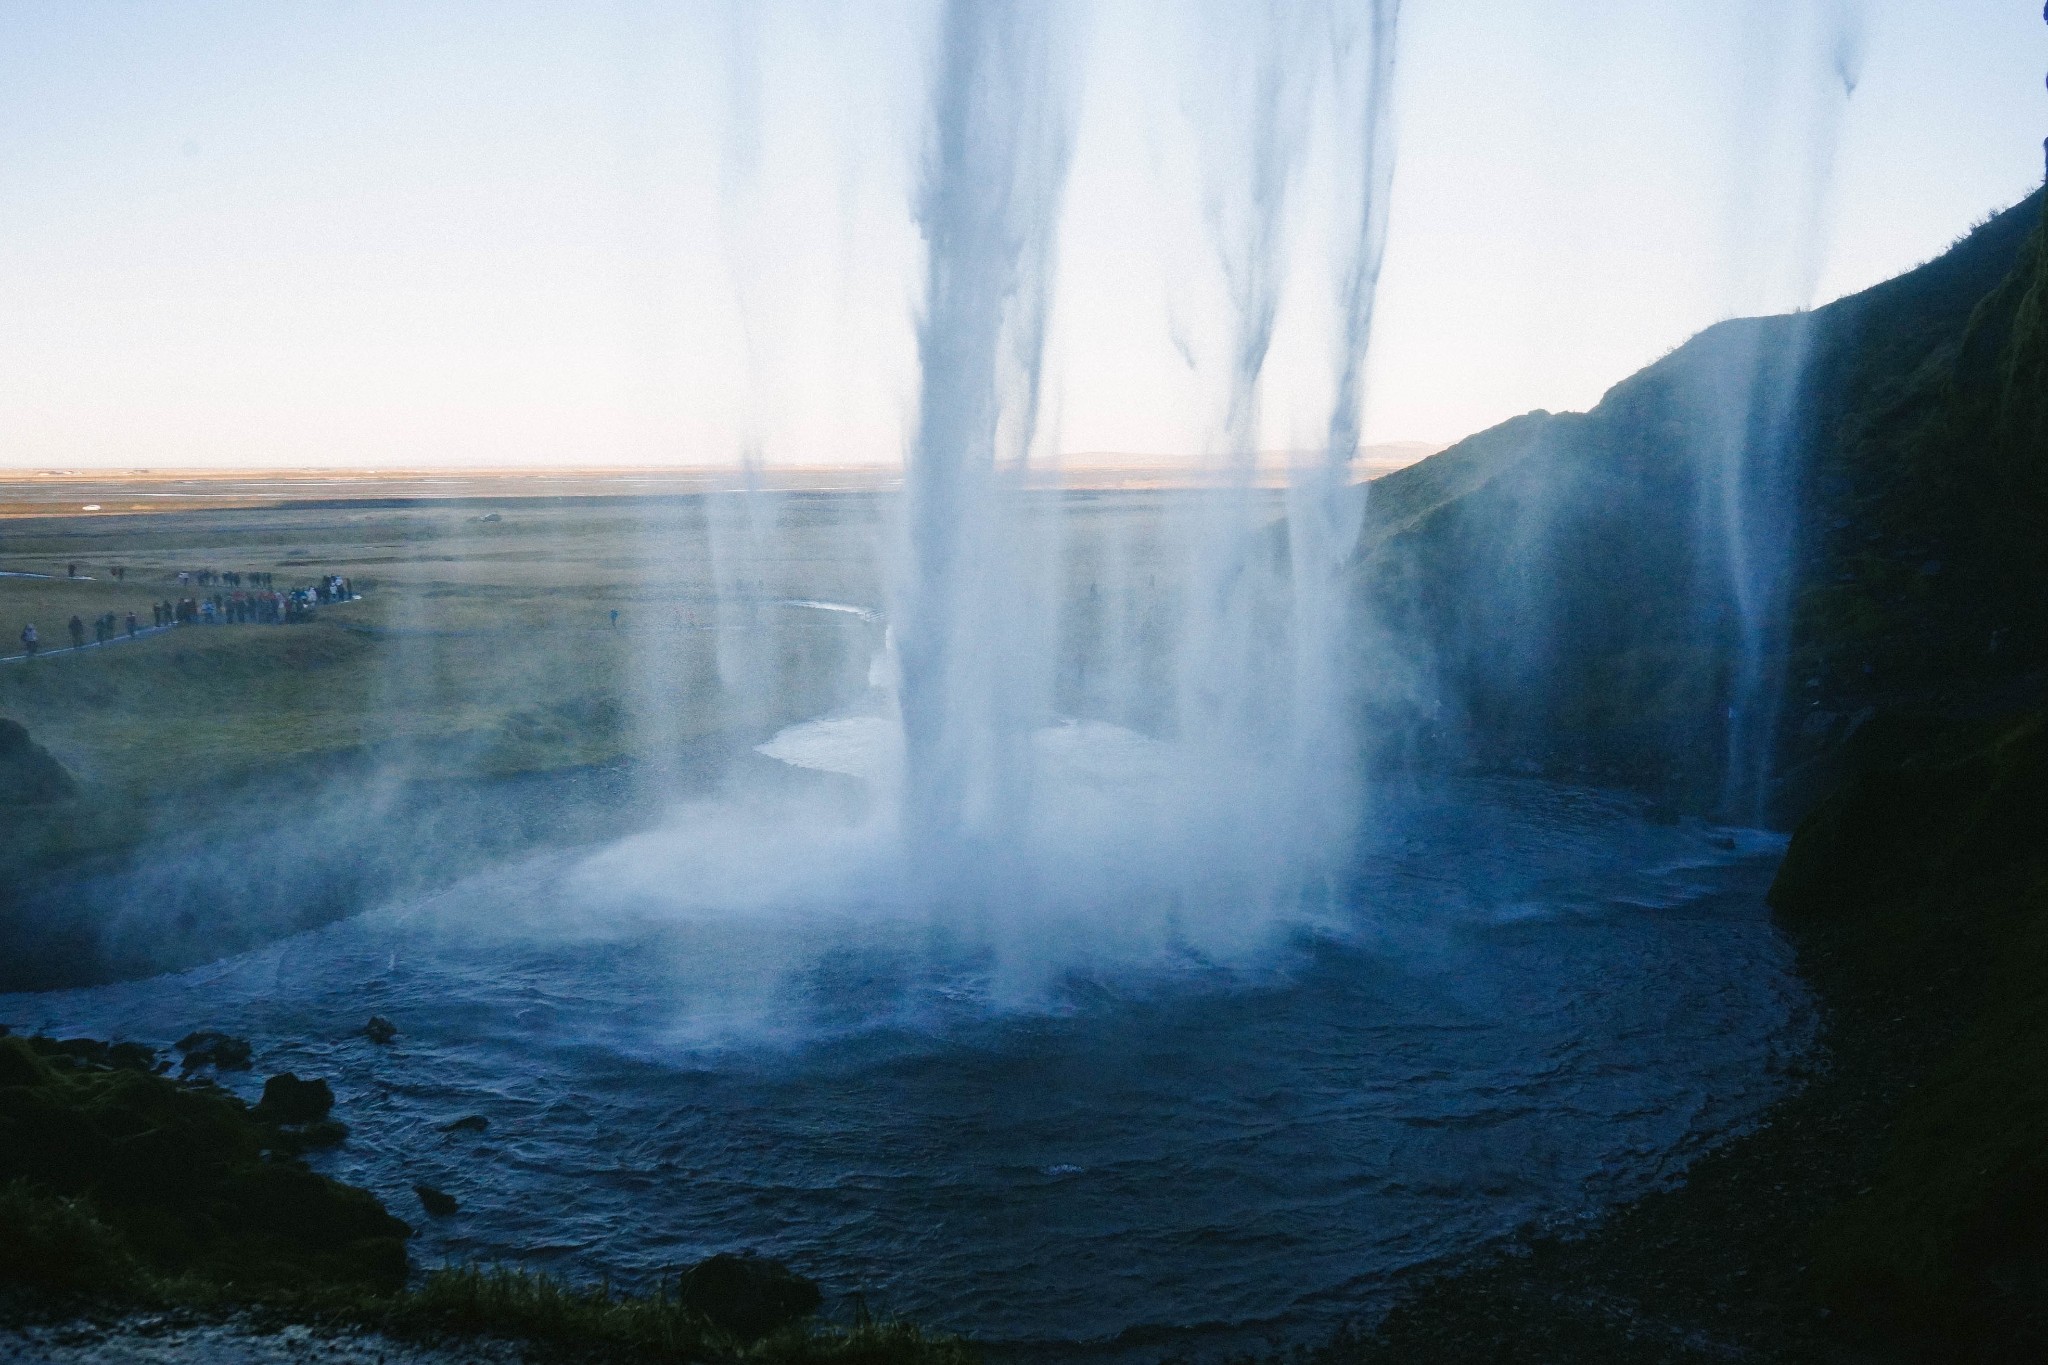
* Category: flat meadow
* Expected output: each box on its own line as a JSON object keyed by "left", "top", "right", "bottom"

{"left": 1, "top": 474, "right": 1206, "bottom": 889}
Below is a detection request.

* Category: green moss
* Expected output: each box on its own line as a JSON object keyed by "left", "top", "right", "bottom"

{"left": 381, "top": 1265, "right": 975, "bottom": 1364}
{"left": 0, "top": 1034, "right": 409, "bottom": 1294}
{"left": 0, "top": 1033, "right": 971, "bottom": 1362}
{"left": 0, "top": 1181, "right": 140, "bottom": 1295}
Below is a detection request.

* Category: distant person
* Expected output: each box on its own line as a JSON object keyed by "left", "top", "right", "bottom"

{"left": 19, "top": 623, "right": 36, "bottom": 658}
{"left": 125, "top": 611, "right": 138, "bottom": 639}
{"left": 66, "top": 562, "right": 76, "bottom": 578}
{"left": 610, "top": 609, "right": 619, "bottom": 629}
{"left": 68, "top": 615, "right": 84, "bottom": 649}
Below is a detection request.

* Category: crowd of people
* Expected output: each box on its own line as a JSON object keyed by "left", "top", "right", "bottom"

{"left": 11, "top": 569, "right": 357, "bottom": 660}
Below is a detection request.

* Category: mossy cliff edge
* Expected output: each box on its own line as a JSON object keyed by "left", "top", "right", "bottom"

{"left": 1353, "top": 186, "right": 2048, "bottom": 817}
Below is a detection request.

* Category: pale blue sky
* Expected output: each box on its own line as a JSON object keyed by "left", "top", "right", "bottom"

{"left": 0, "top": 1, "right": 2040, "bottom": 468}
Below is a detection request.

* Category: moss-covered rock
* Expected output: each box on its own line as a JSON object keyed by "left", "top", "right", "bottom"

{"left": 0, "top": 1034, "right": 409, "bottom": 1294}
{"left": 679, "top": 1251, "right": 825, "bottom": 1342}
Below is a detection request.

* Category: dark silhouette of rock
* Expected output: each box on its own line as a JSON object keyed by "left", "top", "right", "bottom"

{"left": 30, "top": 1036, "right": 162, "bottom": 1074}
{"left": 412, "top": 1184, "right": 459, "bottom": 1217}
{"left": 282, "top": 1118, "right": 350, "bottom": 1151}
{"left": 0, "top": 1034, "right": 409, "bottom": 1293}
{"left": 0, "top": 718, "right": 76, "bottom": 804}
{"left": 175, "top": 1030, "right": 253, "bottom": 1073}
{"left": 362, "top": 1016, "right": 398, "bottom": 1045}
{"left": 255, "top": 1073, "right": 334, "bottom": 1125}
{"left": 678, "top": 1251, "right": 823, "bottom": 1341}
{"left": 438, "top": 1114, "right": 488, "bottom": 1133}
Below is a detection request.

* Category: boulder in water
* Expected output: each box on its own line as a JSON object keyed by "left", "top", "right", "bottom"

{"left": 412, "top": 1184, "right": 458, "bottom": 1217}
{"left": 255, "top": 1073, "right": 334, "bottom": 1125}
{"left": 175, "top": 1030, "right": 252, "bottom": 1073}
{"left": 678, "top": 1251, "right": 823, "bottom": 1341}
{"left": 362, "top": 1015, "right": 398, "bottom": 1045}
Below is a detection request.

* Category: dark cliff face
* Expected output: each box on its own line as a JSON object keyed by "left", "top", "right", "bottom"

{"left": 1329, "top": 188, "right": 2048, "bottom": 1361}
{"left": 0, "top": 717, "right": 76, "bottom": 805}
{"left": 1352, "top": 185, "right": 2048, "bottom": 822}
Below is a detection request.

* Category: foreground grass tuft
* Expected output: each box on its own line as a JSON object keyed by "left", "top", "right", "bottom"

{"left": 0, "top": 1181, "right": 139, "bottom": 1296}
{"left": 384, "top": 1265, "right": 976, "bottom": 1363}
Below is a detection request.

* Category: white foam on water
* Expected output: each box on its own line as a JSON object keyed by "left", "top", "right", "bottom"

{"left": 756, "top": 714, "right": 899, "bottom": 781}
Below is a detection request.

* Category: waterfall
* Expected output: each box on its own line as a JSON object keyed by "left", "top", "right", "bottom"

{"left": 894, "top": 0, "right": 1073, "bottom": 866}
{"left": 1711, "top": 0, "right": 1863, "bottom": 822}
{"left": 891, "top": 0, "right": 1403, "bottom": 910}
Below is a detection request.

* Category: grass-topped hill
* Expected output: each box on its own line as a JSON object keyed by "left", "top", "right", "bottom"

{"left": 0, "top": 1030, "right": 972, "bottom": 1362}
{"left": 1354, "top": 184, "right": 2048, "bottom": 815}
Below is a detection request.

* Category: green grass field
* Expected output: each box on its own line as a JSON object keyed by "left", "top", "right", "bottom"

{"left": 1, "top": 486, "right": 1213, "bottom": 878}
{"left": 2, "top": 499, "right": 892, "bottom": 776}
{"left": 0, "top": 494, "right": 907, "bottom": 872}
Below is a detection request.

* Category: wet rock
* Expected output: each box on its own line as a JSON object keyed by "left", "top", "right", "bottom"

{"left": 0, "top": 1034, "right": 410, "bottom": 1293}
{"left": 363, "top": 1016, "right": 398, "bottom": 1045}
{"left": 0, "top": 718, "right": 77, "bottom": 804}
{"left": 678, "top": 1251, "right": 823, "bottom": 1341}
{"left": 413, "top": 1184, "right": 459, "bottom": 1217}
{"left": 438, "top": 1114, "right": 489, "bottom": 1134}
{"left": 290, "top": 1118, "right": 350, "bottom": 1149}
{"left": 175, "top": 1030, "right": 252, "bottom": 1073}
{"left": 34, "top": 1037, "right": 161, "bottom": 1074}
{"left": 256, "top": 1074, "right": 334, "bottom": 1125}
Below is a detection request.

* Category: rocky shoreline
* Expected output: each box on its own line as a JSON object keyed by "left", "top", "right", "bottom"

{"left": 1288, "top": 709, "right": 2048, "bottom": 1364}
{"left": 0, "top": 1028, "right": 971, "bottom": 1364}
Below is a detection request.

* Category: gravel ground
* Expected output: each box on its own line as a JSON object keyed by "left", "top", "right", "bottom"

{"left": 0, "top": 1315, "right": 530, "bottom": 1364}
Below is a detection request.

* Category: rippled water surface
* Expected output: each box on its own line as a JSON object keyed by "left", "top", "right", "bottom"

{"left": 3, "top": 778, "right": 1804, "bottom": 1358}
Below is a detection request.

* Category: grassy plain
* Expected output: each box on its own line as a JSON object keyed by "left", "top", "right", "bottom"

{"left": 0, "top": 491, "right": 905, "bottom": 867}
{"left": 0, "top": 478, "right": 1224, "bottom": 885}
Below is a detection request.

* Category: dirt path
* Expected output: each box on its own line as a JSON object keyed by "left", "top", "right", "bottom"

{"left": 1, "top": 621, "right": 175, "bottom": 665}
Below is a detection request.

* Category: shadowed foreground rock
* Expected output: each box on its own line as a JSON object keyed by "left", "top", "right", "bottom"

{"left": 679, "top": 1252, "right": 825, "bottom": 1342}
{"left": 0, "top": 1034, "right": 408, "bottom": 1294}
{"left": 0, "top": 718, "right": 75, "bottom": 805}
